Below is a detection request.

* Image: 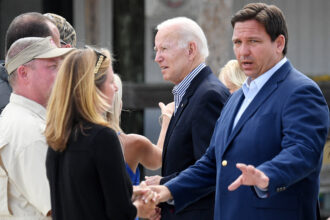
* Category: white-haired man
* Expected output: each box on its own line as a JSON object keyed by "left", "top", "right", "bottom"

{"left": 0, "top": 37, "right": 73, "bottom": 219}
{"left": 145, "top": 17, "right": 229, "bottom": 220}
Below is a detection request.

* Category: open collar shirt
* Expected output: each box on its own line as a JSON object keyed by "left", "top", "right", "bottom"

{"left": 233, "top": 57, "right": 287, "bottom": 129}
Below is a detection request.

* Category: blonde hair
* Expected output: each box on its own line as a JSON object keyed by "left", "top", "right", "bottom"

{"left": 107, "top": 73, "right": 123, "bottom": 133}
{"left": 45, "top": 48, "right": 113, "bottom": 151}
{"left": 219, "top": 59, "right": 246, "bottom": 92}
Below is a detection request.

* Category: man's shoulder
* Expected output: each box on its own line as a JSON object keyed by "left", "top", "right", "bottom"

{"left": 0, "top": 109, "right": 46, "bottom": 156}
{"left": 280, "top": 65, "right": 319, "bottom": 91}
{"left": 197, "top": 67, "right": 227, "bottom": 89}
{"left": 195, "top": 74, "right": 229, "bottom": 99}
{"left": 1, "top": 103, "right": 45, "bottom": 133}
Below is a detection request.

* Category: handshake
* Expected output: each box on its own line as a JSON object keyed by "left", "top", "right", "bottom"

{"left": 132, "top": 177, "right": 172, "bottom": 220}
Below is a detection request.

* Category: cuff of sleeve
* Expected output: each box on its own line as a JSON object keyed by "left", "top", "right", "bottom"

{"left": 166, "top": 199, "right": 175, "bottom": 205}
{"left": 254, "top": 186, "right": 269, "bottom": 198}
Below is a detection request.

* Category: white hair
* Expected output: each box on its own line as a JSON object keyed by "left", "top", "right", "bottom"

{"left": 156, "top": 17, "right": 209, "bottom": 59}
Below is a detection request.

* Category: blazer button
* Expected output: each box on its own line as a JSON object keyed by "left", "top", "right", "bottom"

{"left": 222, "top": 160, "right": 227, "bottom": 166}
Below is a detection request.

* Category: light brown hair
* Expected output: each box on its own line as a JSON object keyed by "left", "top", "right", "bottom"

{"left": 45, "top": 48, "right": 113, "bottom": 151}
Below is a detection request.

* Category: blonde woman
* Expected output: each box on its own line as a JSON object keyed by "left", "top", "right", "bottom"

{"left": 108, "top": 74, "right": 173, "bottom": 186}
{"left": 45, "top": 48, "right": 156, "bottom": 220}
{"left": 219, "top": 59, "right": 246, "bottom": 93}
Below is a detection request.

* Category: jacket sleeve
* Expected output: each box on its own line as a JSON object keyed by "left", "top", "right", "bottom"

{"left": 257, "top": 83, "right": 329, "bottom": 196}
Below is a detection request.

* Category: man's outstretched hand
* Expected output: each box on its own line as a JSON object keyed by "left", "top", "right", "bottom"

{"left": 228, "top": 163, "right": 269, "bottom": 191}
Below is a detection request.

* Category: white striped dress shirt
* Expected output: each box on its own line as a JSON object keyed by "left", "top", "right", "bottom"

{"left": 172, "top": 63, "right": 206, "bottom": 115}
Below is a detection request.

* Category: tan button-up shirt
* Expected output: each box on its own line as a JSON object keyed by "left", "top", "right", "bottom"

{"left": 0, "top": 93, "right": 51, "bottom": 219}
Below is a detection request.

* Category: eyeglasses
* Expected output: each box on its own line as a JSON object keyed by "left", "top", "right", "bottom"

{"left": 60, "top": 40, "right": 67, "bottom": 47}
{"left": 84, "top": 45, "right": 107, "bottom": 74}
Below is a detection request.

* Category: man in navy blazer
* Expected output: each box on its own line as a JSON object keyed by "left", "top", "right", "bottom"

{"left": 145, "top": 17, "right": 229, "bottom": 219}
{"left": 151, "top": 3, "right": 329, "bottom": 220}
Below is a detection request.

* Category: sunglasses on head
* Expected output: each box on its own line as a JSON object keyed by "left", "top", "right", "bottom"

{"left": 60, "top": 40, "right": 67, "bottom": 47}
{"left": 84, "top": 45, "right": 107, "bottom": 74}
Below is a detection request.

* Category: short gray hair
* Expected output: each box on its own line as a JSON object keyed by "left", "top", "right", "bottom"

{"left": 156, "top": 17, "right": 209, "bottom": 60}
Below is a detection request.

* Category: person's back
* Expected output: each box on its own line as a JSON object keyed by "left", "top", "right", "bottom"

{"left": 47, "top": 121, "right": 135, "bottom": 220}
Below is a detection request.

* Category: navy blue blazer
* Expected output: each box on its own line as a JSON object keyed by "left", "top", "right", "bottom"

{"left": 160, "top": 66, "right": 229, "bottom": 219}
{"left": 166, "top": 61, "right": 329, "bottom": 220}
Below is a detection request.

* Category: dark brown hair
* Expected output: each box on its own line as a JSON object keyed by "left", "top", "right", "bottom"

{"left": 5, "top": 12, "right": 55, "bottom": 54}
{"left": 231, "top": 3, "right": 288, "bottom": 55}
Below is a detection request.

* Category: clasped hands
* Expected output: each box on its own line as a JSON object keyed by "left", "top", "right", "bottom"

{"left": 134, "top": 163, "right": 269, "bottom": 219}
{"left": 132, "top": 181, "right": 161, "bottom": 220}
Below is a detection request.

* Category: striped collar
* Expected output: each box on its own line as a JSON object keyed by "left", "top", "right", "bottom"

{"left": 172, "top": 63, "right": 206, "bottom": 114}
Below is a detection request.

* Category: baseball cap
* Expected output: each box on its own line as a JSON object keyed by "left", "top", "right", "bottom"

{"left": 5, "top": 36, "right": 74, "bottom": 75}
{"left": 44, "top": 13, "right": 77, "bottom": 47}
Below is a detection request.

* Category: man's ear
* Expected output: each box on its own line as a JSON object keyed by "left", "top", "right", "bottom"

{"left": 275, "top": 34, "right": 285, "bottom": 54}
{"left": 188, "top": 41, "right": 197, "bottom": 60}
{"left": 16, "top": 65, "right": 29, "bottom": 82}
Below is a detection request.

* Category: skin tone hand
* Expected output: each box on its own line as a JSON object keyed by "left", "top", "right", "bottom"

{"left": 159, "top": 101, "right": 174, "bottom": 117}
{"left": 149, "top": 206, "right": 161, "bottom": 220}
{"left": 133, "top": 181, "right": 159, "bottom": 203}
{"left": 228, "top": 163, "right": 269, "bottom": 191}
{"left": 145, "top": 175, "right": 162, "bottom": 186}
{"left": 133, "top": 182, "right": 160, "bottom": 219}
{"left": 148, "top": 185, "right": 173, "bottom": 203}
{"left": 133, "top": 197, "right": 157, "bottom": 219}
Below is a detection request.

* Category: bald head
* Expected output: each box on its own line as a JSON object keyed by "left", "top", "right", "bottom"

{"left": 5, "top": 12, "right": 61, "bottom": 54}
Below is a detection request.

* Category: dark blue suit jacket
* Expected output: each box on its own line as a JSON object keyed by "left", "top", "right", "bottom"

{"left": 166, "top": 61, "right": 329, "bottom": 220}
{"left": 160, "top": 66, "right": 229, "bottom": 219}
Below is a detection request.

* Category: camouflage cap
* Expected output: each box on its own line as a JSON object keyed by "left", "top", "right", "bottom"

{"left": 44, "top": 13, "right": 77, "bottom": 47}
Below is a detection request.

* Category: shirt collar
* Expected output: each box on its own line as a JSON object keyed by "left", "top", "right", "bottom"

{"left": 242, "top": 57, "right": 287, "bottom": 95}
{"left": 10, "top": 93, "right": 46, "bottom": 120}
{"left": 172, "top": 63, "right": 206, "bottom": 95}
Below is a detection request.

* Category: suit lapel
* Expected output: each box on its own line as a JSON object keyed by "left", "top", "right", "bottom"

{"left": 225, "top": 61, "right": 292, "bottom": 151}
{"left": 162, "top": 66, "right": 213, "bottom": 164}
{"left": 223, "top": 90, "right": 245, "bottom": 143}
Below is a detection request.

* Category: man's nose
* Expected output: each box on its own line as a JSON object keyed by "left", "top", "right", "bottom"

{"left": 154, "top": 51, "right": 162, "bottom": 63}
{"left": 239, "top": 43, "right": 250, "bottom": 56}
